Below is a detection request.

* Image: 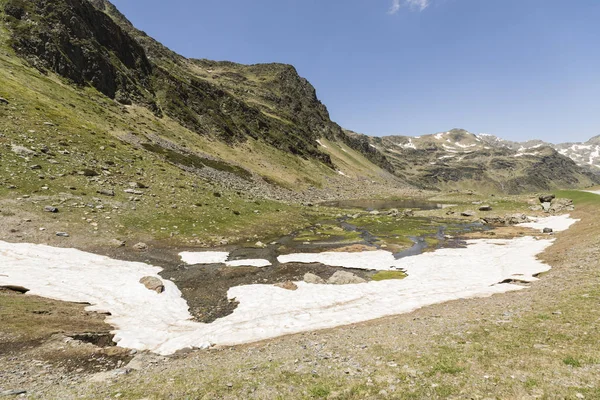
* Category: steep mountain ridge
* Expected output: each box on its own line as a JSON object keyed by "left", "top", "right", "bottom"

{"left": 1, "top": 0, "right": 393, "bottom": 173}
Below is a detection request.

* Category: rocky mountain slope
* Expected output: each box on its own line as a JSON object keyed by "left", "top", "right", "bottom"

{"left": 368, "top": 129, "right": 600, "bottom": 193}
{"left": 473, "top": 133, "right": 600, "bottom": 172}
{"left": 0, "top": 0, "right": 414, "bottom": 248}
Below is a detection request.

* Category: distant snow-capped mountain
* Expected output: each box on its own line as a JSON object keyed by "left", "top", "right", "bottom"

{"left": 365, "top": 129, "right": 600, "bottom": 193}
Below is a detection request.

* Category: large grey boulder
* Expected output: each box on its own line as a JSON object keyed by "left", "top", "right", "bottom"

{"left": 327, "top": 271, "right": 366, "bottom": 285}
{"left": 549, "top": 198, "right": 574, "bottom": 213}
{"left": 539, "top": 194, "right": 556, "bottom": 203}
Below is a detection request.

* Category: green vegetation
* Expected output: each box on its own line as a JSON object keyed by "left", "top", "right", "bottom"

{"left": 556, "top": 189, "right": 600, "bottom": 206}
{"left": 371, "top": 270, "right": 408, "bottom": 281}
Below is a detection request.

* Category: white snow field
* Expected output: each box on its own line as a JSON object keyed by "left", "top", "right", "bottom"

{"left": 0, "top": 215, "right": 577, "bottom": 355}
{"left": 519, "top": 214, "right": 579, "bottom": 233}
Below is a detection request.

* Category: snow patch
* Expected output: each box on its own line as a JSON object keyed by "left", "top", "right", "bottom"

{"left": 316, "top": 139, "right": 328, "bottom": 148}
{"left": 0, "top": 214, "right": 577, "bottom": 355}
{"left": 180, "top": 251, "right": 229, "bottom": 265}
{"left": 518, "top": 214, "right": 579, "bottom": 233}
{"left": 278, "top": 250, "right": 397, "bottom": 270}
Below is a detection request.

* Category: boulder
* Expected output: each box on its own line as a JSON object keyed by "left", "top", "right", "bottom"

{"left": 539, "top": 194, "right": 556, "bottom": 203}
{"left": 506, "top": 213, "right": 530, "bottom": 225}
{"left": 303, "top": 273, "right": 326, "bottom": 285}
{"left": 543, "top": 228, "right": 553, "bottom": 234}
{"left": 139, "top": 276, "right": 165, "bottom": 293}
{"left": 0, "top": 97, "right": 9, "bottom": 105}
{"left": 478, "top": 205, "right": 492, "bottom": 212}
{"left": 541, "top": 202, "right": 551, "bottom": 212}
{"left": 327, "top": 271, "right": 366, "bottom": 285}
{"left": 481, "top": 213, "right": 530, "bottom": 225}
{"left": 44, "top": 206, "right": 58, "bottom": 213}
{"left": 97, "top": 189, "right": 115, "bottom": 197}
{"left": 132, "top": 242, "right": 148, "bottom": 251}
{"left": 275, "top": 281, "right": 298, "bottom": 291}
{"left": 461, "top": 210, "right": 476, "bottom": 217}
{"left": 109, "top": 239, "right": 126, "bottom": 248}
{"left": 11, "top": 145, "right": 35, "bottom": 157}
{"left": 403, "top": 209, "right": 415, "bottom": 217}
{"left": 549, "top": 198, "right": 574, "bottom": 213}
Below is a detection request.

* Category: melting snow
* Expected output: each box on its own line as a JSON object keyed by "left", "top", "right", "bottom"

{"left": 0, "top": 216, "right": 577, "bottom": 355}
{"left": 519, "top": 214, "right": 579, "bottom": 232}
{"left": 179, "top": 252, "right": 271, "bottom": 268}
{"left": 316, "top": 139, "right": 328, "bottom": 148}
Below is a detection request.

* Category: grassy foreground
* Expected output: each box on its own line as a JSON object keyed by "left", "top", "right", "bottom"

{"left": 30, "top": 193, "right": 600, "bottom": 399}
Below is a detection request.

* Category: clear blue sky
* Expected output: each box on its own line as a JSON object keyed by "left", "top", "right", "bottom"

{"left": 111, "top": 0, "right": 600, "bottom": 143}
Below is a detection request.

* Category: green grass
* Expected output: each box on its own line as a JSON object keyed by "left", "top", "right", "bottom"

{"left": 371, "top": 270, "right": 408, "bottom": 281}
{"left": 555, "top": 190, "right": 600, "bottom": 206}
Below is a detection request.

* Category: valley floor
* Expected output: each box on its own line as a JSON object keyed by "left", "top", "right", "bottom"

{"left": 1, "top": 191, "right": 600, "bottom": 399}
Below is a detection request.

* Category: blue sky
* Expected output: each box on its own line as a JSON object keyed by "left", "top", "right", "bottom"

{"left": 110, "top": 0, "right": 600, "bottom": 143}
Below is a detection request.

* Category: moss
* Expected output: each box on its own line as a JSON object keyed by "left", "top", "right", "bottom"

{"left": 371, "top": 270, "right": 407, "bottom": 281}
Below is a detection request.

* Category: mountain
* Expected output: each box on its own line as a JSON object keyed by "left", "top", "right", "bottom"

{"left": 0, "top": 0, "right": 597, "bottom": 222}
{"left": 467, "top": 133, "right": 600, "bottom": 172}
{"left": 367, "top": 129, "right": 600, "bottom": 193}
{"left": 0, "top": 0, "right": 399, "bottom": 197}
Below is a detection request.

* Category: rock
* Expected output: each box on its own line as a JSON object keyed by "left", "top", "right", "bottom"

{"left": 387, "top": 208, "right": 399, "bottom": 216}
{"left": 275, "top": 281, "right": 298, "bottom": 291}
{"left": 133, "top": 242, "right": 148, "bottom": 251}
{"left": 543, "top": 228, "right": 553, "bottom": 234}
{"left": 0, "top": 97, "right": 9, "bottom": 105}
{"left": 529, "top": 205, "right": 543, "bottom": 211}
{"left": 327, "top": 271, "right": 367, "bottom": 285}
{"left": 0, "top": 285, "right": 29, "bottom": 294}
{"left": 139, "top": 276, "right": 165, "bottom": 293}
{"left": 541, "top": 202, "right": 551, "bottom": 212}
{"left": 43, "top": 121, "right": 55, "bottom": 126}
{"left": 80, "top": 169, "right": 99, "bottom": 177}
{"left": 478, "top": 205, "right": 492, "bottom": 211}
{"left": 461, "top": 210, "right": 476, "bottom": 217}
{"left": 109, "top": 239, "right": 126, "bottom": 247}
{"left": 97, "top": 189, "right": 115, "bottom": 196}
{"left": 304, "top": 273, "right": 326, "bottom": 284}
{"left": 129, "top": 182, "right": 148, "bottom": 189}
{"left": 369, "top": 210, "right": 380, "bottom": 215}
{"left": 481, "top": 213, "right": 530, "bottom": 225}
{"left": 254, "top": 241, "right": 266, "bottom": 248}
{"left": 403, "top": 209, "right": 415, "bottom": 217}
{"left": 1, "top": 389, "right": 27, "bottom": 396}
{"left": 506, "top": 213, "right": 530, "bottom": 224}
{"left": 30, "top": 164, "right": 42, "bottom": 170}
{"left": 44, "top": 205, "right": 58, "bottom": 213}
{"left": 124, "top": 189, "right": 144, "bottom": 195}
{"left": 549, "top": 198, "right": 574, "bottom": 213}
{"left": 539, "top": 194, "right": 555, "bottom": 203}
{"left": 11, "top": 145, "right": 35, "bottom": 157}
{"left": 56, "top": 232, "right": 69, "bottom": 237}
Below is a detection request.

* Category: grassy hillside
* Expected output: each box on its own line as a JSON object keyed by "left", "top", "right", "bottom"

{"left": 0, "top": 0, "right": 406, "bottom": 247}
